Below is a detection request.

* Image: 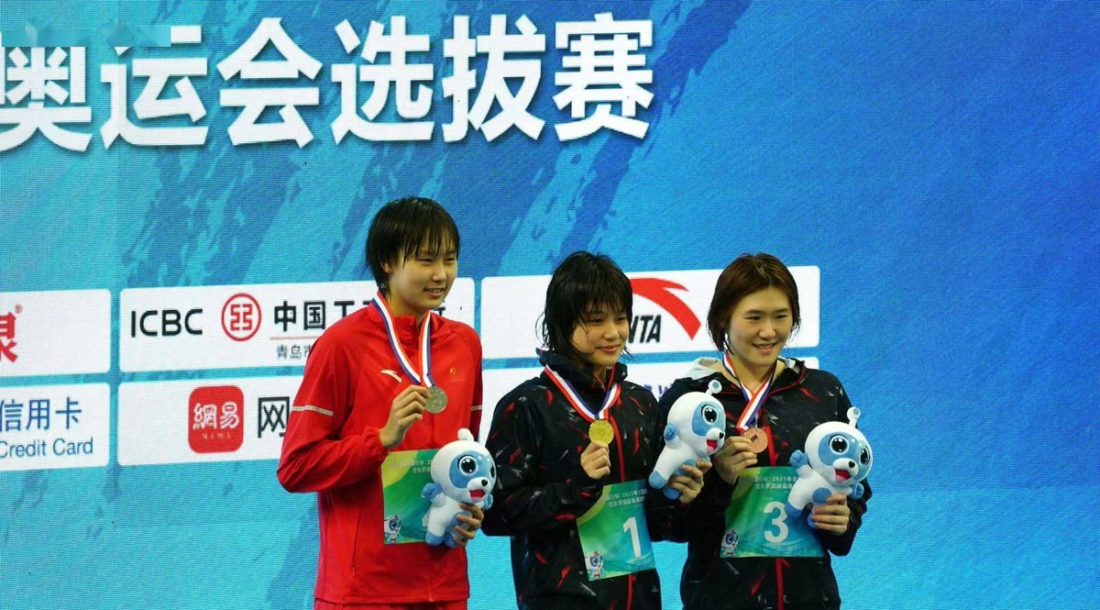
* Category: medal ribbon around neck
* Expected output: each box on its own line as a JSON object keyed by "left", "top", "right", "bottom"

{"left": 722, "top": 351, "right": 775, "bottom": 433}
{"left": 544, "top": 365, "right": 621, "bottom": 422}
{"left": 372, "top": 292, "right": 436, "bottom": 389}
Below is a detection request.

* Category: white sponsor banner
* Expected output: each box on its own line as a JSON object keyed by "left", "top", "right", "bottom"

{"left": 120, "top": 279, "right": 475, "bottom": 373}
{"left": 0, "top": 290, "right": 111, "bottom": 377}
{"left": 0, "top": 384, "right": 110, "bottom": 472}
{"left": 118, "top": 376, "right": 304, "bottom": 466}
{"left": 480, "top": 268, "right": 820, "bottom": 360}
{"left": 479, "top": 358, "right": 819, "bottom": 442}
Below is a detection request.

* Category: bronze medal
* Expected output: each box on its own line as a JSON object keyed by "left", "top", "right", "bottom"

{"left": 744, "top": 427, "right": 768, "bottom": 453}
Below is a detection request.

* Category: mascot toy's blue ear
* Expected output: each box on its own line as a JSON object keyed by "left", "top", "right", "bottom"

{"left": 648, "top": 379, "right": 727, "bottom": 500}
{"left": 785, "top": 407, "right": 873, "bottom": 523}
{"left": 421, "top": 428, "right": 497, "bottom": 547}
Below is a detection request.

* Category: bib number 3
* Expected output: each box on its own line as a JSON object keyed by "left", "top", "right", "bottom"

{"left": 763, "top": 501, "right": 789, "bottom": 543}
{"left": 720, "top": 467, "right": 824, "bottom": 558}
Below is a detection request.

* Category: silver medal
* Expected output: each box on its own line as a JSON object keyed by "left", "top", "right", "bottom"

{"left": 425, "top": 386, "right": 448, "bottom": 414}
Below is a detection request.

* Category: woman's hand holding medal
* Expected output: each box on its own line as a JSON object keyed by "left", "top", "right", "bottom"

{"left": 379, "top": 385, "right": 430, "bottom": 449}
{"left": 580, "top": 442, "right": 611, "bottom": 480}
{"left": 713, "top": 436, "right": 759, "bottom": 485}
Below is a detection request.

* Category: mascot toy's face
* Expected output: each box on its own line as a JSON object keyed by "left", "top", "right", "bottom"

{"left": 448, "top": 450, "right": 496, "bottom": 504}
{"left": 690, "top": 399, "right": 726, "bottom": 455}
{"left": 669, "top": 381, "right": 727, "bottom": 456}
{"left": 804, "top": 409, "right": 872, "bottom": 488}
{"left": 430, "top": 429, "right": 496, "bottom": 506}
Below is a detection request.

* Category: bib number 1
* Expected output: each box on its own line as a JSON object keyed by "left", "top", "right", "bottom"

{"left": 577, "top": 480, "right": 655, "bottom": 580}
{"left": 622, "top": 516, "right": 642, "bottom": 557}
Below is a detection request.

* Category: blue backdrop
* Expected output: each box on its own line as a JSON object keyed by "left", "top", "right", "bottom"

{"left": 2, "top": 1, "right": 1098, "bottom": 608}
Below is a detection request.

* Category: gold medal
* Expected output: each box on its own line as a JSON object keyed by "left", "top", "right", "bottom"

{"left": 744, "top": 427, "right": 768, "bottom": 453}
{"left": 424, "top": 386, "right": 448, "bottom": 414}
{"left": 588, "top": 419, "right": 614, "bottom": 446}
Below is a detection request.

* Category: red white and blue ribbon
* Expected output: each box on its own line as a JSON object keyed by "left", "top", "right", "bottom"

{"left": 544, "top": 365, "right": 621, "bottom": 422}
{"left": 372, "top": 292, "right": 435, "bottom": 389}
{"left": 722, "top": 351, "right": 774, "bottom": 433}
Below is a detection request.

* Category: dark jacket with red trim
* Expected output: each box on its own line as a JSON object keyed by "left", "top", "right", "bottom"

{"left": 663, "top": 358, "right": 871, "bottom": 610}
{"left": 482, "top": 351, "right": 686, "bottom": 610}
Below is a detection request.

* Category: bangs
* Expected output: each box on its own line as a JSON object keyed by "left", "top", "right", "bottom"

{"left": 570, "top": 258, "right": 632, "bottom": 320}
{"left": 582, "top": 285, "right": 630, "bottom": 318}
{"left": 401, "top": 220, "right": 458, "bottom": 261}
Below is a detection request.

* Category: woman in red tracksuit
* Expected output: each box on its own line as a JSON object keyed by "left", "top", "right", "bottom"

{"left": 278, "top": 197, "right": 484, "bottom": 610}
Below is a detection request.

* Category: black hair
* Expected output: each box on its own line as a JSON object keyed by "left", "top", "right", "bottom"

{"left": 365, "top": 197, "right": 460, "bottom": 293}
{"left": 541, "top": 251, "right": 633, "bottom": 364}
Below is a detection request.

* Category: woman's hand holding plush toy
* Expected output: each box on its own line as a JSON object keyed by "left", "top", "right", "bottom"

{"left": 452, "top": 503, "right": 485, "bottom": 547}
{"left": 810, "top": 494, "right": 851, "bottom": 535}
{"left": 668, "top": 460, "right": 711, "bottom": 504}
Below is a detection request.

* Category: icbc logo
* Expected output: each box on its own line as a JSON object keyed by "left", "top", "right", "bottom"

{"left": 130, "top": 308, "right": 203, "bottom": 337}
{"left": 188, "top": 386, "right": 245, "bottom": 453}
{"left": 222, "top": 293, "right": 261, "bottom": 342}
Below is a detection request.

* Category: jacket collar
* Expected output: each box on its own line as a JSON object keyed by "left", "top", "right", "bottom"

{"left": 539, "top": 349, "right": 627, "bottom": 395}
{"left": 368, "top": 294, "right": 452, "bottom": 351}
{"left": 684, "top": 356, "right": 804, "bottom": 392}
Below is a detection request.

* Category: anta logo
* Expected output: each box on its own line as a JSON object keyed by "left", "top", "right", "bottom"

{"left": 629, "top": 278, "right": 701, "bottom": 344}
{"left": 380, "top": 369, "right": 402, "bottom": 382}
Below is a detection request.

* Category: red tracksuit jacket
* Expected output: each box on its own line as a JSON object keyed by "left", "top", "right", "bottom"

{"left": 278, "top": 301, "right": 483, "bottom": 605}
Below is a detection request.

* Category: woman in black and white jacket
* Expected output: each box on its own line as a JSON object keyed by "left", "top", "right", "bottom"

{"left": 483, "top": 251, "right": 707, "bottom": 610}
{"left": 663, "top": 253, "right": 871, "bottom": 610}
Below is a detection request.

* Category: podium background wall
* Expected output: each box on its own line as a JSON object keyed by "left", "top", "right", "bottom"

{"left": 2, "top": 2, "right": 1098, "bottom": 608}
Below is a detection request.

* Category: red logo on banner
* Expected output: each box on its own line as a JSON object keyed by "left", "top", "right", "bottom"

{"left": 221, "top": 293, "right": 261, "bottom": 342}
{"left": 188, "top": 386, "right": 244, "bottom": 453}
{"left": 0, "top": 305, "right": 19, "bottom": 363}
{"left": 630, "top": 278, "right": 701, "bottom": 339}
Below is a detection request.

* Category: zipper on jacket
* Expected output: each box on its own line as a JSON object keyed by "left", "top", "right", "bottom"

{"left": 607, "top": 414, "right": 628, "bottom": 482}
{"left": 759, "top": 366, "right": 804, "bottom": 610}
{"left": 608, "top": 403, "right": 633, "bottom": 608}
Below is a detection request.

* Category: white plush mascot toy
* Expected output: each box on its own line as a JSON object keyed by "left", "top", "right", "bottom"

{"left": 649, "top": 379, "right": 727, "bottom": 500}
{"left": 422, "top": 428, "right": 496, "bottom": 547}
{"left": 785, "top": 407, "right": 872, "bottom": 521}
